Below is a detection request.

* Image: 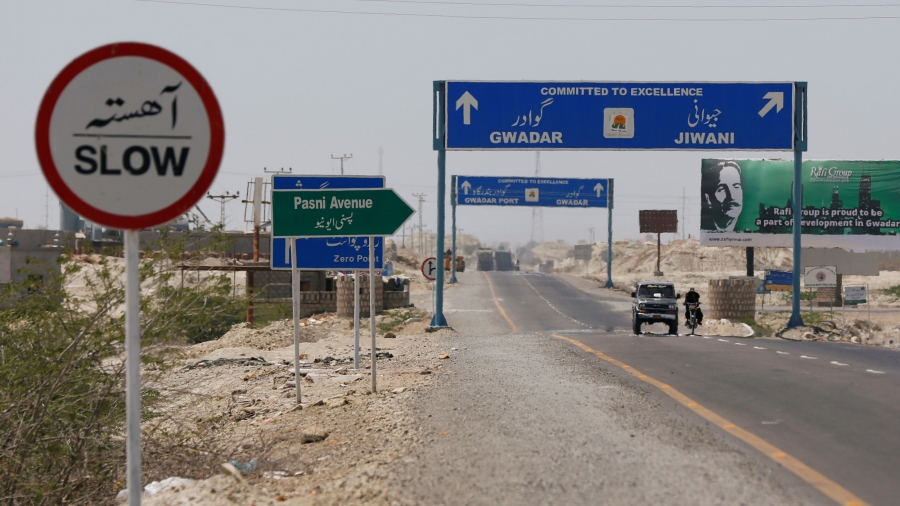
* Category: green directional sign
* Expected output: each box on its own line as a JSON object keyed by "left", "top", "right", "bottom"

{"left": 272, "top": 188, "right": 415, "bottom": 238}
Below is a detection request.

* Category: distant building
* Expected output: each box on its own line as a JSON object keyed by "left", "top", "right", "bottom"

{"left": 0, "top": 218, "right": 24, "bottom": 230}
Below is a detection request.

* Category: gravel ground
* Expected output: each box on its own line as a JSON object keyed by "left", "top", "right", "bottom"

{"left": 387, "top": 272, "right": 804, "bottom": 506}
{"left": 132, "top": 270, "right": 808, "bottom": 505}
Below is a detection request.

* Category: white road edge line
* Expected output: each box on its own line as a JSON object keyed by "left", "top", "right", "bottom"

{"left": 753, "top": 346, "right": 767, "bottom": 350}
{"left": 866, "top": 369, "right": 886, "bottom": 374}
{"left": 718, "top": 339, "right": 729, "bottom": 342}
{"left": 735, "top": 343, "right": 747, "bottom": 346}
{"left": 777, "top": 351, "right": 790, "bottom": 355}
{"left": 801, "top": 356, "right": 817, "bottom": 360}
{"left": 830, "top": 361, "right": 849, "bottom": 366}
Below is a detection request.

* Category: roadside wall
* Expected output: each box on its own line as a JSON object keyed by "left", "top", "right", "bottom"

{"left": 336, "top": 274, "right": 383, "bottom": 317}
{"left": 707, "top": 279, "right": 756, "bottom": 321}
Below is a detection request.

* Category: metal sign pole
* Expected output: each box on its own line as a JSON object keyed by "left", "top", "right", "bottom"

{"left": 124, "top": 230, "right": 141, "bottom": 506}
{"left": 430, "top": 81, "right": 449, "bottom": 328}
{"left": 354, "top": 270, "right": 360, "bottom": 369}
{"left": 656, "top": 233, "right": 661, "bottom": 274}
{"left": 787, "top": 82, "right": 808, "bottom": 328}
{"left": 841, "top": 288, "right": 846, "bottom": 340}
{"left": 291, "top": 238, "right": 301, "bottom": 404}
{"left": 369, "top": 237, "right": 378, "bottom": 392}
{"left": 606, "top": 179, "right": 614, "bottom": 288}
{"left": 449, "top": 175, "right": 458, "bottom": 284}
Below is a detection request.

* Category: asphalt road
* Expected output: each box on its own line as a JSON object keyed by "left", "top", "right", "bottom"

{"left": 488, "top": 271, "right": 900, "bottom": 506}
{"left": 390, "top": 271, "right": 828, "bottom": 505}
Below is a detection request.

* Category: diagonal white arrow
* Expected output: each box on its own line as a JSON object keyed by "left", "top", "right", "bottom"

{"left": 456, "top": 91, "right": 478, "bottom": 125}
{"left": 758, "top": 92, "right": 784, "bottom": 117}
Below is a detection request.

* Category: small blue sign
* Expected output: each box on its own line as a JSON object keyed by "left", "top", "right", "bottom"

{"left": 455, "top": 176, "right": 608, "bottom": 208}
{"left": 271, "top": 237, "right": 384, "bottom": 271}
{"left": 272, "top": 175, "right": 384, "bottom": 190}
{"left": 270, "top": 175, "right": 386, "bottom": 270}
{"left": 443, "top": 81, "right": 795, "bottom": 151}
{"left": 765, "top": 270, "right": 793, "bottom": 286}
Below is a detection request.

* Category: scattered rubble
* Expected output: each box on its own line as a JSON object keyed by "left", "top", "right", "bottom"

{"left": 138, "top": 304, "right": 454, "bottom": 505}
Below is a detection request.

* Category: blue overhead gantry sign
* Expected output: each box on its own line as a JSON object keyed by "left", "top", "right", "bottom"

{"left": 444, "top": 81, "right": 795, "bottom": 151}
{"left": 455, "top": 176, "right": 608, "bottom": 208}
{"left": 270, "top": 175, "right": 384, "bottom": 270}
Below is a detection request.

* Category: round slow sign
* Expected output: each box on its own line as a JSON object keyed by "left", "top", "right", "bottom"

{"left": 35, "top": 42, "right": 224, "bottom": 230}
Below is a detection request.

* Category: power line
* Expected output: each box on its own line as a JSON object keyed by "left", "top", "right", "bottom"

{"left": 0, "top": 172, "right": 41, "bottom": 178}
{"left": 136, "top": 1, "right": 900, "bottom": 21}
{"left": 338, "top": 0, "right": 900, "bottom": 9}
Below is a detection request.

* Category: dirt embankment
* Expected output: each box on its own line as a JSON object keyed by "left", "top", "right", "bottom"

{"left": 130, "top": 307, "right": 455, "bottom": 505}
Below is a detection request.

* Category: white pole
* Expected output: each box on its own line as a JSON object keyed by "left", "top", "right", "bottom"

{"left": 124, "top": 230, "right": 141, "bottom": 506}
{"left": 867, "top": 283, "right": 871, "bottom": 331}
{"left": 353, "top": 270, "right": 360, "bottom": 369}
{"left": 369, "top": 236, "right": 377, "bottom": 392}
{"left": 291, "top": 238, "right": 301, "bottom": 404}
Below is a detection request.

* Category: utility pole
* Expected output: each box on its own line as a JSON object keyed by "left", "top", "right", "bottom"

{"left": 331, "top": 154, "right": 353, "bottom": 175}
{"left": 531, "top": 151, "right": 544, "bottom": 243}
{"left": 682, "top": 187, "right": 686, "bottom": 240}
{"left": 206, "top": 191, "right": 240, "bottom": 228}
{"left": 413, "top": 193, "right": 426, "bottom": 255}
{"left": 44, "top": 187, "right": 49, "bottom": 229}
{"left": 378, "top": 147, "right": 384, "bottom": 176}
{"left": 240, "top": 178, "right": 266, "bottom": 325}
{"left": 588, "top": 227, "right": 595, "bottom": 244}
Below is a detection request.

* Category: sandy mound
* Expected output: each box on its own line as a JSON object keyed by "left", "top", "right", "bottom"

{"left": 185, "top": 317, "right": 338, "bottom": 358}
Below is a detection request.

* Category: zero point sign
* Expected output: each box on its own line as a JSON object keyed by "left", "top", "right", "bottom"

{"left": 35, "top": 42, "right": 225, "bottom": 230}
{"left": 422, "top": 257, "right": 438, "bottom": 281}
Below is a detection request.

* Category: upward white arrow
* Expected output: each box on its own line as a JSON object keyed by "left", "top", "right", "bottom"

{"left": 758, "top": 92, "right": 784, "bottom": 117}
{"left": 593, "top": 183, "right": 604, "bottom": 197}
{"left": 460, "top": 180, "right": 472, "bottom": 195}
{"left": 456, "top": 91, "right": 478, "bottom": 125}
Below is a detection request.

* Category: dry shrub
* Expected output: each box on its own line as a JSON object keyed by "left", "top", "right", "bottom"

{"left": 0, "top": 230, "right": 245, "bottom": 505}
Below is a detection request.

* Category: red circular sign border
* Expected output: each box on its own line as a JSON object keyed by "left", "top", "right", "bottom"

{"left": 421, "top": 257, "right": 437, "bottom": 281}
{"left": 35, "top": 42, "right": 225, "bottom": 230}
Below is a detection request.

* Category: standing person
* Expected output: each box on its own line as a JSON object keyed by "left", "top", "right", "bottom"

{"left": 701, "top": 160, "right": 744, "bottom": 232}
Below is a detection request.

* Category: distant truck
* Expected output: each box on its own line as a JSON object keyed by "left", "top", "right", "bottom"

{"left": 476, "top": 250, "right": 494, "bottom": 271}
{"left": 631, "top": 281, "right": 680, "bottom": 335}
{"left": 494, "top": 251, "right": 514, "bottom": 271}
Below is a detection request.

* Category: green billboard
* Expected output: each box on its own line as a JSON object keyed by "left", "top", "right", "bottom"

{"left": 700, "top": 160, "right": 900, "bottom": 249}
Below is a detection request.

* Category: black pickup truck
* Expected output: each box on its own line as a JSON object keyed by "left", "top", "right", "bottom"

{"left": 631, "top": 281, "right": 681, "bottom": 335}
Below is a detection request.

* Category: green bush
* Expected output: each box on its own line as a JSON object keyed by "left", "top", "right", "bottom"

{"left": 0, "top": 229, "right": 243, "bottom": 504}
{"left": 881, "top": 284, "right": 900, "bottom": 301}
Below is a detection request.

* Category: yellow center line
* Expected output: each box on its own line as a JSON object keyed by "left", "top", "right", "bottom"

{"left": 552, "top": 333, "right": 870, "bottom": 506}
{"left": 482, "top": 271, "right": 518, "bottom": 333}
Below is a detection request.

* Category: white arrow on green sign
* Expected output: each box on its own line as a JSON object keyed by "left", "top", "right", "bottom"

{"left": 272, "top": 188, "right": 415, "bottom": 237}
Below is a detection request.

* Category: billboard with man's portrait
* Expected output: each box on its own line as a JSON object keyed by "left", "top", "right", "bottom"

{"left": 700, "top": 159, "right": 900, "bottom": 250}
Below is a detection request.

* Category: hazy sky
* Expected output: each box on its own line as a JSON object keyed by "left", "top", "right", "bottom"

{"left": 3, "top": 1, "right": 900, "bottom": 248}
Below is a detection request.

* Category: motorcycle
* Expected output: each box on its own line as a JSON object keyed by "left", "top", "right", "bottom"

{"left": 685, "top": 302, "right": 701, "bottom": 336}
